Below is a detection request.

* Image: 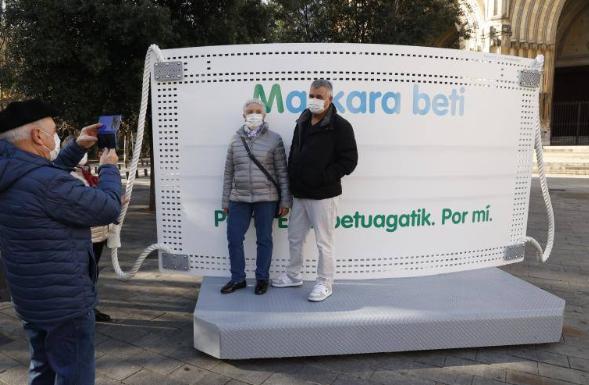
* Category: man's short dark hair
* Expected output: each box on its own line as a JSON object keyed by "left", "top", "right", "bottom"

{"left": 310, "top": 79, "right": 333, "bottom": 95}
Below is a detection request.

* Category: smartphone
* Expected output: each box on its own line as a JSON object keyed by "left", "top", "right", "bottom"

{"left": 97, "top": 115, "right": 122, "bottom": 149}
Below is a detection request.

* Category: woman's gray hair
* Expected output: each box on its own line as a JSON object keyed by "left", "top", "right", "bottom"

{"left": 243, "top": 98, "right": 266, "bottom": 113}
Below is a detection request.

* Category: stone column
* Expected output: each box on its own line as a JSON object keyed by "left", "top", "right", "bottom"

{"left": 541, "top": 45, "right": 555, "bottom": 144}
{"left": 509, "top": 41, "right": 518, "bottom": 56}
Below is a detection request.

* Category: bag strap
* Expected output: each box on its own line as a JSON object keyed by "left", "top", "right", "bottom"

{"left": 240, "top": 136, "right": 281, "bottom": 197}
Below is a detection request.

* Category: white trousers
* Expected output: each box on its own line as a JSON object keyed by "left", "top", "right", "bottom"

{"left": 287, "top": 197, "right": 339, "bottom": 283}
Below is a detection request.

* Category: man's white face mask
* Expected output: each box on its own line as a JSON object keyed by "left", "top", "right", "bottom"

{"left": 40, "top": 131, "right": 60, "bottom": 161}
{"left": 245, "top": 113, "right": 264, "bottom": 129}
{"left": 307, "top": 97, "right": 325, "bottom": 114}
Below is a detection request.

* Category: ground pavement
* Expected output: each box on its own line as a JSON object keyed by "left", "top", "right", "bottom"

{"left": 0, "top": 176, "right": 587, "bottom": 385}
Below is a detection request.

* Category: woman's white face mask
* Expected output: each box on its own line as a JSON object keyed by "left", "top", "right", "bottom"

{"left": 245, "top": 113, "right": 264, "bottom": 129}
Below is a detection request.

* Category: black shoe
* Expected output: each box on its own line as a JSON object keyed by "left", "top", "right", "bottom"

{"left": 95, "top": 308, "right": 112, "bottom": 323}
{"left": 255, "top": 280, "right": 269, "bottom": 295}
{"left": 221, "top": 280, "right": 247, "bottom": 294}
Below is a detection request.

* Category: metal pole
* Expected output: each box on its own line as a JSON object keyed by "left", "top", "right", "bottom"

{"left": 123, "top": 134, "right": 127, "bottom": 168}
{"left": 576, "top": 101, "right": 582, "bottom": 145}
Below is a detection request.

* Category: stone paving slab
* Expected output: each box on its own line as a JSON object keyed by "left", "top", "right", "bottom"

{"left": 0, "top": 176, "right": 588, "bottom": 385}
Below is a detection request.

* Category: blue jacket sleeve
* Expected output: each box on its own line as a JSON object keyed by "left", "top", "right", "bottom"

{"left": 53, "top": 141, "right": 86, "bottom": 169}
{"left": 44, "top": 165, "right": 122, "bottom": 227}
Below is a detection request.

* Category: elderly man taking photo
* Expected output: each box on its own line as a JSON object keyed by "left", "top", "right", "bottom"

{"left": 0, "top": 100, "right": 121, "bottom": 385}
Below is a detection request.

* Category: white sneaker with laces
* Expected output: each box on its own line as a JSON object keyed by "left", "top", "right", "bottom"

{"left": 308, "top": 281, "right": 332, "bottom": 302}
{"left": 271, "top": 272, "right": 303, "bottom": 288}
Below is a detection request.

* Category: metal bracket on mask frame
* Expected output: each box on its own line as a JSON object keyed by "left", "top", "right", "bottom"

{"left": 154, "top": 61, "right": 184, "bottom": 82}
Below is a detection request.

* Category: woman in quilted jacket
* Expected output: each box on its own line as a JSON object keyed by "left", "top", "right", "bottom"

{"left": 221, "top": 99, "right": 292, "bottom": 295}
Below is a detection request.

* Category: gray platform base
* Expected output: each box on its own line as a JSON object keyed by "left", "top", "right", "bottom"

{"left": 193, "top": 268, "right": 565, "bottom": 360}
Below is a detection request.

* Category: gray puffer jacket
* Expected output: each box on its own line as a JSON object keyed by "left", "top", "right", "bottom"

{"left": 222, "top": 123, "right": 292, "bottom": 209}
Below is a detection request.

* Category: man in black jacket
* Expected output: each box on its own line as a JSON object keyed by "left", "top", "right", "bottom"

{"left": 272, "top": 79, "right": 358, "bottom": 301}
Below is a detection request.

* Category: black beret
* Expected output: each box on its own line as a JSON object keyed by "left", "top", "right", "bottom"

{"left": 0, "top": 99, "right": 60, "bottom": 134}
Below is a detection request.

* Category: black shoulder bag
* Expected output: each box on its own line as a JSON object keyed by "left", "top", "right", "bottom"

{"left": 240, "top": 136, "right": 281, "bottom": 217}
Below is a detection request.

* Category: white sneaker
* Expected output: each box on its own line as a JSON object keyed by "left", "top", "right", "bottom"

{"left": 272, "top": 272, "right": 303, "bottom": 288}
{"left": 308, "top": 282, "right": 332, "bottom": 302}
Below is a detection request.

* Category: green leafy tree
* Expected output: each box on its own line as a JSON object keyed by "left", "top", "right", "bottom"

{"left": 4, "top": 0, "right": 173, "bottom": 129}
{"left": 270, "top": 0, "right": 328, "bottom": 42}
{"left": 270, "top": 0, "right": 467, "bottom": 47}
{"left": 155, "top": 0, "right": 275, "bottom": 46}
{"left": 0, "top": 1, "right": 18, "bottom": 108}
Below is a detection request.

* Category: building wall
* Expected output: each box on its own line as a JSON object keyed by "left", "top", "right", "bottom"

{"left": 457, "top": 0, "right": 588, "bottom": 144}
{"left": 556, "top": 4, "right": 589, "bottom": 68}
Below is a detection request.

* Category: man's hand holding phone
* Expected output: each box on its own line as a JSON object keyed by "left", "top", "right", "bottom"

{"left": 100, "top": 149, "right": 119, "bottom": 166}
{"left": 77, "top": 123, "right": 101, "bottom": 150}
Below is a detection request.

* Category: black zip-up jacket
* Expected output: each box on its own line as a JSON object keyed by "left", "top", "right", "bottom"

{"left": 288, "top": 105, "right": 358, "bottom": 199}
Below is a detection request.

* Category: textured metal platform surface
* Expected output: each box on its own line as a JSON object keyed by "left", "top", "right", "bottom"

{"left": 193, "top": 268, "right": 565, "bottom": 359}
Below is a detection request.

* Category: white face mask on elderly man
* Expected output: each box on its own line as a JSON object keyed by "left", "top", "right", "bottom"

{"left": 307, "top": 97, "right": 326, "bottom": 114}
{"left": 40, "top": 131, "right": 60, "bottom": 161}
{"left": 245, "top": 113, "right": 264, "bottom": 129}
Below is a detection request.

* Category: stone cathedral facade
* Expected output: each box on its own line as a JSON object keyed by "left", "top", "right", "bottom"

{"left": 446, "top": 0, "right": 589, "bottom": 145}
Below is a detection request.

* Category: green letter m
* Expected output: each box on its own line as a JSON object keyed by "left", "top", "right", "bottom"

{"left": 253, "top": 84, "right": 284, "bottom": 113}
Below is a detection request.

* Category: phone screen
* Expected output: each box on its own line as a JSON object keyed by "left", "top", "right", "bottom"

{"left": 97, "top": 115, "right": 122, "bottom": 149}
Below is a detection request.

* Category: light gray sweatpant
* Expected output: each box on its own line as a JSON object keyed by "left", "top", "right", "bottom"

{"left": 287, "top": 197, "right": 339, "bottom": 283}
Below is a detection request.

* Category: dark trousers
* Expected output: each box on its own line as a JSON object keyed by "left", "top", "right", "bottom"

{"left": 227, "top": 201, "right": 277, "bottom": 282}
{"left": 23, "top": 310, "right": 95, "bottom": 385}
{"left": 0, "top": 252, "right": 9, "bottom": 301}
{"left": 92, "top": 241, "right": 106, "bottom": 280}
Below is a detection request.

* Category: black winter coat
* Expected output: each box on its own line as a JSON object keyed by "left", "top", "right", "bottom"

{"left": 288, "top": 105, "right": 358, "bottom": 199}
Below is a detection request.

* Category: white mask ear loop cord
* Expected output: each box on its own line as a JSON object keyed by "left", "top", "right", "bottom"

{"left": 107, "top": 44, "right": 173, "bottom": 280}
{"left": 523, "top": 55, "right": 554, "bottom": 263}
